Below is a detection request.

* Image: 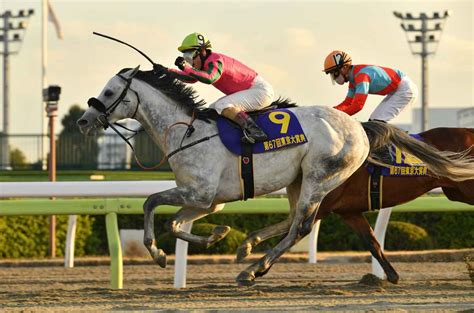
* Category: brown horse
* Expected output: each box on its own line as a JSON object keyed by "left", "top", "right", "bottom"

{"left": 236, "top": 127, "right": 474, "bottom": 283}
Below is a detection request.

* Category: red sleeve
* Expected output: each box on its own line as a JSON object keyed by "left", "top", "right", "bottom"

{"left": 334, "top": 96, "right": 353, "bottom": 113}
{"left": 344, "top": 93, "right": 367, "bottom": 115}
{"left": 333, "top": 77, "right": 369, "bottom": 116}
{"left": 337, "top": 94, "right": 368, "bottom": 115}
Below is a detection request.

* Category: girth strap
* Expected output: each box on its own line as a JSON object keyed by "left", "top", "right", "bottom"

{"left": 368, "top": 166, "right": 383, "bottom": 211}
{"left": 241, "top": 142, "right": 254, "bottom": 200}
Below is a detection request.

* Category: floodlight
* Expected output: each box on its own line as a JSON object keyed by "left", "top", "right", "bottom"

{"left": 393, "top": 11, "right": 403, "bottom": 19}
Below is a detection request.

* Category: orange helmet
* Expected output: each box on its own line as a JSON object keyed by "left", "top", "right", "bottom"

{"left": 323, "top": 51, "right": 352, "bottom": 73}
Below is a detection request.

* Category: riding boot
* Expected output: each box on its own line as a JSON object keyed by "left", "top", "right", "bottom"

{"left": 235, "top": 111, "right": 268, "bottom": 144}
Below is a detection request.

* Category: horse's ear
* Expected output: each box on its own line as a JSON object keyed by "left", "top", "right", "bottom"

{"left": 126, "top": 65, "right": 140, "bottom": 79}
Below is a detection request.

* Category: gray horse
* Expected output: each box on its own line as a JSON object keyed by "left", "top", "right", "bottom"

{"left": 77, "top": 67, "right": 474, "bottom": 286}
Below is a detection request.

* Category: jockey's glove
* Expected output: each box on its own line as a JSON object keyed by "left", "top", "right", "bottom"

{"left": 174, "top": 57, "right": 186, "bottom": 70}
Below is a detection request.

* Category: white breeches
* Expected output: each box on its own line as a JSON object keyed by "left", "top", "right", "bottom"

{"left": 210, "top": 75, "right": 275, "bottom": 114}
{"left": 369, "top": 76, "right": 419, "bottom": 122}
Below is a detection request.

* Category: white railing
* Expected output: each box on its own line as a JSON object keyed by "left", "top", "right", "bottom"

{"left": 0, "top": 181, "right": 449, "bottom": 288}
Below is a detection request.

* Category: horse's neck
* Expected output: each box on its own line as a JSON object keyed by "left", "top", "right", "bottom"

{"left": 133, "top": 82, "right": 201, "bottom": 153}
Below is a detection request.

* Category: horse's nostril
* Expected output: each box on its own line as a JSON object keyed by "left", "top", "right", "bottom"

{"left": 77, "top": 119, "right": 89, "bottom": 127}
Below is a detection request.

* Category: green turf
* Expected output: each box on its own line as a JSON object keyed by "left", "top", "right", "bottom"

{"left": 0, "top": 170, "right": 175, "bottom": 182}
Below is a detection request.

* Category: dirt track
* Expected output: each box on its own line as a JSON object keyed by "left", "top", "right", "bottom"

{"left": 0, "top": 257, "right": 473, "bottom": 312}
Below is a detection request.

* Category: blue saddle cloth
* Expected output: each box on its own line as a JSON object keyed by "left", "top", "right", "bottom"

{"left": 216, "top": 109, "right": 308, "bottom": 155}
{"left": 367, "top": 133, "right": 428, "bottom": 176}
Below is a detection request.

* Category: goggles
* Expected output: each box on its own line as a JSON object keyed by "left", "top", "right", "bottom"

{"left": 329, "top": 69, "right": 341, "bottom": 80}
{"left": 183, "top": 49, "right": 199, "bottom": 64}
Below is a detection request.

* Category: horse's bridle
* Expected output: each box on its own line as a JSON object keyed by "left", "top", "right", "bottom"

{"left": 87, "top": 73, "right": 140, "bottom": 125}
{"left": 86, "top": 73, "right": 144, "bottom": 157}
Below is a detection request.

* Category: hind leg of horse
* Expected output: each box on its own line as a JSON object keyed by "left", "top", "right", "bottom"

{"left": 236, "top": 167, "right": 329, "bottom": 286}
{"left": 167, "top": 204, "right": 230, "bottom": 248}
{"left": 143, "top": 187, "right": 215, "bottom": 268}
{"left": 236, "top": 191, "right": 323, "bottom": 286}
{"left": 341, "top": 212, "right": 399, "bottom": 284}
{"left": 236, "top": 175, "right": 301, "bottom": 262}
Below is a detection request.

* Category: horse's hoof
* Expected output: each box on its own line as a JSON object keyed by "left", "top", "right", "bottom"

{"left": 213, "top": 225, "right": 231, "bottom": 239}
{"left": 150, "top": 247, "right": 167, "bottom": 268}
{"left": 236, "top": 271, "right": 256, "bottom": 287}
{"left": 236, "top": 243, "right": 252, "bottom": 263}
{"left": 387, "top": 273, "right": 399, "bottom": 284}
{"left": 206, "top": 225, "right": 231, "bottom": 248}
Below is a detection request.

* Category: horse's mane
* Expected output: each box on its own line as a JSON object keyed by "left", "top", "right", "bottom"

{"left": 271, "top": 97, "right": 297, "bottom": 109}
{"left": 118, "top": 68, "right": 297, "bottom": 116}
{"left": 118, "top": 68, "right": 206, "bottom": 115}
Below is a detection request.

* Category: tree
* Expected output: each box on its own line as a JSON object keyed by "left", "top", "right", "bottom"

{"left": 56, "top": 105, "right": 100, "bottom": 169}
{"left": 10, "top": 147, "right": 27, "bottom": 169}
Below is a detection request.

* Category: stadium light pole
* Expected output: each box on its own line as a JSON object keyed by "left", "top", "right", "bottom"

{"left": 0, "top": 9, "right": 34, "bottom": 170}
{"left": 393, "top": 10, "right": 451, "bottom": 132}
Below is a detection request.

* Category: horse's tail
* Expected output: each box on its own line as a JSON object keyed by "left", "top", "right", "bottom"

{"left": 361, "top": 121, "right": 474, "bottom": 182}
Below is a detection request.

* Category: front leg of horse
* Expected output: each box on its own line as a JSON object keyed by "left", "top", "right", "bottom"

{"left": 143, "top": 195, "right": 168, "bottom": 268}
{"left": 341, "top": 212, "right": 399, "bottom": 284}
{"left": 143, "top": 187, "right": 214, "bottom": 267}
{"left": 167, "top": 204, "right": 231, "bottom": 248}
{"left": 236, "top": 219, "right": 290, "bottom": 263}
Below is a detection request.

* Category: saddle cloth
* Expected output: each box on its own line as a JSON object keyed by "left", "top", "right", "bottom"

{"left": 367, "top": 134, "right": 428, "bottom": 177}
{"left": 216, "top": 108, "right": 308, "bottom": 155}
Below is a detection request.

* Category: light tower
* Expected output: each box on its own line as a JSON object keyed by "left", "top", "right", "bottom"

{"left": 393, "top": 10, "right": 451, "bottom": 132}
{"left": 0, "top": 9, "right": 34, "bottom": 170}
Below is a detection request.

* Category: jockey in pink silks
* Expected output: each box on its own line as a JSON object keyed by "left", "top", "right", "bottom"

{"left": 162, "top": 32, "right": 274, "bottom": 143}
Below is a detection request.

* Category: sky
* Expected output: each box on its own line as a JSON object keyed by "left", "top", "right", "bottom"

{"left": 1, "top": 0, "right": 473, "bottom": 134}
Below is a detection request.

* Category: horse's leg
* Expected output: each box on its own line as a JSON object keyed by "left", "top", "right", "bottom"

{"left": 167, "top": 204, "right": 231, "bottom": 248}
{"left": 340, "top": 212, "right": 399, "bottom": 284}
{"left": 143, "top": 187, "right": 215, "bottom": 267}
{"left": 236, "top": 219, "right": 290, "bottom": 263}
{"left": 236, "top": 189, "right": 323, "bottom": 286}
{"left": 236, "top": 166, "right": 331, "bottom": 286}
{"left": 236, "top": 174, "right": 301, "bottom": 262}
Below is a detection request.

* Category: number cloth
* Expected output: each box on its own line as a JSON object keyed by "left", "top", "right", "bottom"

{"left": 367, "top": 134, "right": 428, "bottom": 176}
{"left": 216, "top": 109, "right": 308, "bottom": 155}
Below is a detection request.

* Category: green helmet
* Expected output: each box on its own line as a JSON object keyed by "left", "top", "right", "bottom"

{"left": 178, "top": 32, "right": 212, "bottom": 52}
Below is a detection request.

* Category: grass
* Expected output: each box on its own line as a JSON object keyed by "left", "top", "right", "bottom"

{"left": 0, "top": 170, "right": 175, "bottom": 182}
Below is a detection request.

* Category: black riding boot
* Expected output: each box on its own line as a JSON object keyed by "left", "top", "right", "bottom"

{"left": 235, "top": 112, "right": 268, "bottom": 144}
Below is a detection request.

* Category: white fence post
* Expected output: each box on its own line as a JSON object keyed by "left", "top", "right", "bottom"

{"left": 372, "top": 208, "right": 392, "bottom": 278}
{"left": 173, "top": 222, "right": 193, "bottom": 289}
{"left": 308, "top": 220, "right": 321, "bottom": 263}
{"left": 64, "top": 215, "right": 77, "bottom": 268}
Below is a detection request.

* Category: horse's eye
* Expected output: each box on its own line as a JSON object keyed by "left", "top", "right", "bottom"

{"left": 104, "top": 90, "right": 113, "bottom": 97}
